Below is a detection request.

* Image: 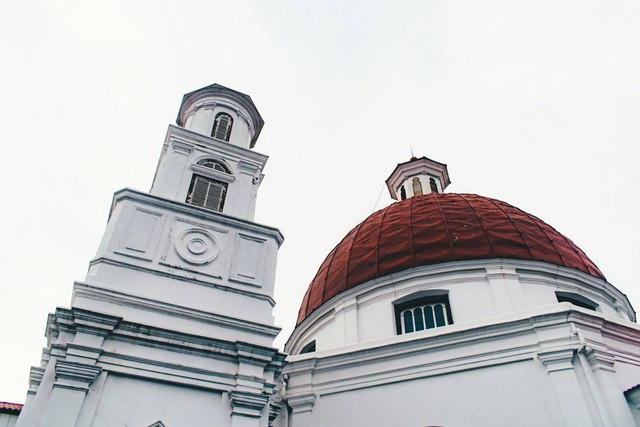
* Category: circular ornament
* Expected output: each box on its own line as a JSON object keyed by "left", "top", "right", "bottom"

{"left": 175, "top": 228, "right": 219, "bottom": 265}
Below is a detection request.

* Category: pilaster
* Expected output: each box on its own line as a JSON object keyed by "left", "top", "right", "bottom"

{"left": 287, "top": 392, "right": 317, "bottom": 427}
{"left": 583, "top": 347, "right": 636, "bottom": 426}
{"left": 485, "top": 266, "right": 525, "bottom": 314}
{"left": 229, "top": 391, "right": 269, "bottom": 427}
{"left": 537, "top": 348, "right": 596, "bottom": 426}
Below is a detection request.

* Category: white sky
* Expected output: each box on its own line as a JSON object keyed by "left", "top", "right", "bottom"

{"left": 1, "top": 0, "right": 639, "bottom": 403}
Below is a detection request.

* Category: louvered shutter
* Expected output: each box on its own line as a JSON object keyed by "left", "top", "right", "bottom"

{"left": 190, "top": 177, "right": 210, "bottom": 207}
{"left": 429, "top": 178, "right": 439, "bottom": 193}
{"left": 204, "top": 181, "right": 227, "bottom": 211}
{"left": 186, "top": 175, "right": 228, "bottom": 212}
{"left": 212, "top": 113, "right": 233, "bottom": 141}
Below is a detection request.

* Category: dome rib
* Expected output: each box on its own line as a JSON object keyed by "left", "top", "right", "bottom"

{"left": 375, "top": 200, "right": 394, "bottom": 280}
{"left": 408, "top": 197, "right": 417, "bottom": 269}
{"left": 481, "top": 194, "right": 534, "bottom": 259}
{"left": 431, "top": 192, "right": 455, "bottom": 258}
{"left": 340, "top": 219, "right": 368, "bottom": 304}
{"left": 296, "top": 193, "right": 605, "bottom": 325}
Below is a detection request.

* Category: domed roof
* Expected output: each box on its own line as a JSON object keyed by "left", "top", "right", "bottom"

{"left": 297, "top": 193, "right": 604, "bottom": 324}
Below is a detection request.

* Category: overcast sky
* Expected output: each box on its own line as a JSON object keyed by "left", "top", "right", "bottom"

{"left": 1, "top": 0, "right": 639, "bottom": 403}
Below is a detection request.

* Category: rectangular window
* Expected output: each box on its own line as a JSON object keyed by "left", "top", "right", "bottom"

{"left": 186, "top": 174, "right": 228, "bottom": 212}
{"left": 395, "top": 295, "right": 453, "bottom": 335}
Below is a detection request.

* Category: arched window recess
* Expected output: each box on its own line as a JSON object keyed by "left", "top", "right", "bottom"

{"left": 191, "top": 158, "right": 235, "bottom": 183}
{"left": 556, "top": 292, "right": 599, "bottom": 312}
{"left": 299, "top": 340, "right": 316, "bottom": 355}
{"left": 429, "top": 177, "right": 439, "bottom": 193}
{"left": 211, "top": 112, "right": 234, "bottom": 142}
{"left": 412, "top": 177, "right": 423, "bottom": 196}
{"left": 394, "top": 290, "right": 453, "bottom": 335}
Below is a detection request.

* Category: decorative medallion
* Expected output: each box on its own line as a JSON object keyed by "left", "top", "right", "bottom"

{"left": 174, "top": 228, "right": 219, "bottom": 265}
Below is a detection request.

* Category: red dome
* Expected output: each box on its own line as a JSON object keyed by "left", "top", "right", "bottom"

{"left": 297, "top": 193, "right": 604, "bottom": 324}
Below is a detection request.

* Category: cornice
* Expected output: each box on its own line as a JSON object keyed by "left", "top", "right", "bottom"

{"left": 228, "top": 390, "right": 270, "bottom": 418}
{"left": 73, "top": 281, "right": 281, "bottom": 338}
{"left": 285, "top": 305, "right": 640, "bottom": 397}
{"left": 165, "top": 125, "right": 267, "bottom": 164}
{"left": 108, "top": 188, "right": 284, "bottom": 247}
{"left": 85, "top": 257, "right": 277, "bottom": 307}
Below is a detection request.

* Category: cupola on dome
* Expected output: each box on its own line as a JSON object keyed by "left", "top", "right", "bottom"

{"left": 297, "top": 193, "right": 604, "bottom": 324}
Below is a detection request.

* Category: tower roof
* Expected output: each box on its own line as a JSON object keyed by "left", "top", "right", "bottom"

{"left": 176, "top": 83, "right": 265, "bottom": 148}
{"left": 296, "top": 193, "right": 604, "bottom": 324}
{"left": 385, "top": 156, "right": 451, "bottom": 200}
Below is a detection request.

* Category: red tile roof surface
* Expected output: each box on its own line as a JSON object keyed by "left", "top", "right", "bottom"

{"left": 0, "top": 401, "right": 23, "bottom": 414}
{"left": 297, "top": 193, "right": 604, "bottom": 324}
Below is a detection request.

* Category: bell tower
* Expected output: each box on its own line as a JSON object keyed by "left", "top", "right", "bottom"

{"left": 151, "top": 83, "right": 267, "bottom": 221}
{"left": 17, "top": 84, "right": 285, "bottom": 427}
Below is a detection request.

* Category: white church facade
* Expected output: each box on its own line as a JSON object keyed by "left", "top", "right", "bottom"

{"left": 8, "top": 84, "right": 640, "bottom": 426}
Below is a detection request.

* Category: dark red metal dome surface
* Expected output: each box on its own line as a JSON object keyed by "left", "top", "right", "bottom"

{"left": 297, "top": 193, "right": 604, "bottom": 324}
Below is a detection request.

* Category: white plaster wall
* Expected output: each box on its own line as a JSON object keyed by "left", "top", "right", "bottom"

{"left": 312, "top": 361, "right": 553, "bottom": 427}
{"left": 86, "top": 375, "right": 225, "bottom": 427}
{"left": 0, "top": 413, "right": 18, "bottom": 427}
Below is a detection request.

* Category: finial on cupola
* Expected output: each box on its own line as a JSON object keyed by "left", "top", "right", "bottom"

{"left": 385, "top": 156, "right": 451, "bottom": 201}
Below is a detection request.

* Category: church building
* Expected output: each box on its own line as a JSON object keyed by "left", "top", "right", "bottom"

{"left": 9, "top": 84, "right": 640, "bottom": 426}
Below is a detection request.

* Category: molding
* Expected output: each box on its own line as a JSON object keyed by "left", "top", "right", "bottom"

{"left": 287, "top": 392, "right": 317, "bottom": 414}
{"left": 172, "top": 227, "right": 220, "bottom": 265}
{"left": 237, "top": 160, "right": 261, "bottom": 176}
{"left": 84, "top": 257, "right": 277, "bottom": 306}
{"left": 285, "top": 306, "right": 640, "bottom": 397}
{"left": 269, "top": 400, "right": 283, "bottom": 425}
{"left": 237, "top": 342, "right": 281, "bottom": 366}
{"left": 72, "top": 309, "right": 121, "bottom": 336}
{"left": 54, "top": 360, "right": 102, "bottom": 391}
{"left": 43, "top": 307, "right": 286, "bottom": 394}
{"left": 98, "top": 353, "right": 239, "bottom": 391}
{"left": 165, "top": 125, "right": 266, "bottom": 163}
{"left": 585, "top": 347, "right": 616, "bottom": 372}
{"left": 229, "top": 390, "right": 269, "bottom": 418}
{"left": 28, "top": 366, "right": 45, "bottom": 393}
{"left": 190, "top": 163, "right": 236, "bottom": 184}
{"left": 107, "top": 188, "right": 283, "bottom": 247}
{"left": 171, "top": 140, "right": 193, "bottom": 156}
{"left": 538, "top": 348, "right": 576, "bottom": 372}
{"left": 73, "top": 282, "right": 281, "bottom": 338}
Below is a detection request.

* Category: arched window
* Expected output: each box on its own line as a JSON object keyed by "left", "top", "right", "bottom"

{"left": 197, "top": 158, "right": 230, "bottom": 173}
{"left": 429, "top": 177, "right": 439, "bottom": 193}
{"left": 299, "top": 340, "right": 316, "bottom": 354}
{"left": 186, "top": 175, "right": 228, "bottom": 212}
{"left": 400, "top": 185, "right": 407, "bottom": 200}
{"left": 412, "top": 177, "right": 423, "bottom": 196}
{"left": 556, "top": 292, "right": 598, "bottom": 311}
{"left": 211, "top": 112, "right": 233, "bottom": 141}
{"left": 394, "top": 294, "right": 453, "bottom": 335}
